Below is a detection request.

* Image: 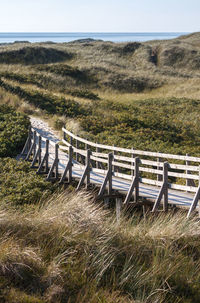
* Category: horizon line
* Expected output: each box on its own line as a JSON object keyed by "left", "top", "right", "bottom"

{"left": 0, "top": 31, "right": 191, "bottom": 34}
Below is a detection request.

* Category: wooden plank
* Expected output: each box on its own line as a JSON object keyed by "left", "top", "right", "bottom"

{"left": 169, "top": 183, "right": 197, "bottom": 193}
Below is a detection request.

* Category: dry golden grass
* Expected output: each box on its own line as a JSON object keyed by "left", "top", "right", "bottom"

{"left": 0, "top": 190, "right": 200, "bottom": 302}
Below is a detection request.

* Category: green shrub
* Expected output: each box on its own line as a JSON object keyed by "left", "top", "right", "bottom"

{"left": 0, "top": 158, "right": 57, "bottom": 206}
{"left": 0, "top": 104, "right": 30, "bottom": 157}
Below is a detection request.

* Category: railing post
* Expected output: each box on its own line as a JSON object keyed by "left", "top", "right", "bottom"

{"left": 187, "top": 165, "right": 200, "bottom": 218}
{"left": 163, "top": 162, "right": 169, "bottom": 211}
{"left": 59, "top": 145, "right": 73, "bottom": 184}
{"left": 134, "top": 157, "right": 140, "bottom": 202}
{"left": 132, "top": 147, "right": 135, "bottom": 176}
{"left": 55, "top": 143, "right": 59, "bottom": 179}
{"left": 116, "top": 197, "right": 122, "bottom": 223}
{"left": 63, "top": 128, "right": 67, "bottom": 141}
{"left": 45, "top": 140, "right": 49, "bottom": 173}
{"left": 68, "top": 146, "right": 73, "bottom": 183}
{"left": 96, "top": 144, "right": 99, "bottom": 169}
{"left": 157, "top": 154, "right": 162, "bottom": 181}
{"left": 108, "top": 153, "right": 113, "bottom": 195}
{"left": 124, "top": 157, "right": 140, "bottom": 204}
{"left": 70, "top": 136, "right": 73, "bottom": 146}
{"left": 33, "top": 131, "right": 37, "bottom": 158}
{"left": 28, "top": 126, "right": 32, "bottom": 152}
{"left": 185, "top": 153, "right": 195, "bottom": 187}
{"left": 186, "top": 153, "right": 190, "bottom": 187}
{"left": 86, "top": 149, "right": 91, "bottom": 189}
{"left": 38, "top": 135, "right": 42, "bottom": 165}
{"left": 113, "top": 145, "right": 117, "bottom": 172}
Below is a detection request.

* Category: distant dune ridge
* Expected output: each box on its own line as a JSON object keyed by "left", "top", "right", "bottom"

{"left": 0, "top": 32, "right": 199, "bottom": 93}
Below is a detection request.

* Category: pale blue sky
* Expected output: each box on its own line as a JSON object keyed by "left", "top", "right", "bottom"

{"left": 0, "top": 0, "right": 199, "bottom": 32}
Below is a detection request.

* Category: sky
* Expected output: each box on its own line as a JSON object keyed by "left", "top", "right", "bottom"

{"left": 0, "top": 0, "right": 199, "bottom": 32}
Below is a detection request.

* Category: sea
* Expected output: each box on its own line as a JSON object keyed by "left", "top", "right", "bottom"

{"left": 0, "top": 32, "right": 188, "bottom": 44}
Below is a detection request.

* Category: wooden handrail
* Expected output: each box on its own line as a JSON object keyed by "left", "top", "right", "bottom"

{"left": 62, "top": 127, "right": 200, "bottom": 162}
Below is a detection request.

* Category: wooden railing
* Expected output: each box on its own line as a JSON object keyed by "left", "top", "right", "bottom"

{"left": 21, "top": 126, "right": 200, "bottom": 218}
{"left": 62, "top": 127, "right": 200, "bottom": 216}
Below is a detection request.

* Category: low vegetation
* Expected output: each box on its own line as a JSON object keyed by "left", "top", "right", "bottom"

{"left": 0, "top": 104, "right": 30, "bottom": 157}
{"left": 0, "top": 191, "right": 200, "bottom": 303}
{"left": 0, "top": 158, "right": 57, "bottom": 208}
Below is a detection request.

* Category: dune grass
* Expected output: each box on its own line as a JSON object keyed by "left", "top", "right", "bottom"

{"left": 0, "top": 190, "right": 200, "bottom": 303}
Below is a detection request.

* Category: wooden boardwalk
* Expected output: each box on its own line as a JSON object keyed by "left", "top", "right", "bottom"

{"left": 21, "top": 126, "right": 200, "bottom": 218}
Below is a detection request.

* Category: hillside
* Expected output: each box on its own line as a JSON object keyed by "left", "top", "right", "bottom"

{"left": 1, "top": 33, "right": 200, "bottom": 303}
{"left": 0, "top": 32, "right": 200, "bottom": 155}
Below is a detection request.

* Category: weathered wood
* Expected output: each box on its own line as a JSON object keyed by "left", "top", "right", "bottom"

{"left": 96, "top": 145, "right": 101, "bottom": 169}
{"left": 25, "top": 130, "right": 36, "bottom": 161}
{"left": 187, "top": 186, "right": 200, "bottom": 217}
{"left": 157, "top": 156, "right": 162, "bottom": 181}
{"left": 37, "top": 139, "right": 49, "bottom": 174}
{"left": 62, "top": 127, "right": 200, "bottom": 162}
{"left": 77, "top": 149, "right": 91, "bottom": 190}
{"left": 21, "top": 126, "right": 32, "bottom": 156}
{"left": 152, "top": 162, "right": 168, "bottom": 212}
{"left": 116, "top": 197, "right": 122, "bottom": 222}
{"left": 124, "top": 157, "right": 140, "bottom": 204}
{"left": 187, "top": 166, "right": 200, "bottom": 217}
{"left": 46, "top": 143, "right": 59, "bottom": 181}
{"left": 59, "top": 146, "right": 73, "bottom": 183}
{"left": 31, "top": 135, "right": 42, "bottom": 168}
{"left": 76, "top": 139, "right": 79, "bottom": 162}
{"left": 186, "top": 154, "right": 196, "bottom": 187}
{"left": 98, "top": 153, "right": 113, "bottom": 197}
{"left": 132, "top": 147, "right": 135, "bottom": 176}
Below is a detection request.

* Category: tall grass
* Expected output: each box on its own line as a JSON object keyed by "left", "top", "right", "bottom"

{"left": 0, "top": 190, "right": 200, "bottom": 302}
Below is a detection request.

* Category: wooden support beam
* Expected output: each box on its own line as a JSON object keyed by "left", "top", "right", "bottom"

{"left": 25, "top": 130, "right": 36, "bottom": 161}
{"left": 152, "top": 162, "right": 169, "bottom": 212}
{"left": 98, "top": 153, "right": 113, "bottom": 198}
{"left": 187, "top": 166, "right": 200, "bottom": 218}
{"left": 31, "top": 135, "right": 41, "bottom": 168}
{"left": 21, "top": 126, "right": 32, "bottom": 156}
{"left": 77, "top": 149, "right": 91, "bottom": 190}
{"left": 187, "top": 187, "right": 200, "bottom": 218}
{"left": 76, "top": 139, "right": 79, "bottom": 162}
{"left": 37, "top": 140, "right": 49, "bottom": 174}
{"left": 46, "top": 143, "right": 59, "bottom": 181}
{"left": 59, "top": 146, "right": 73, "bottom": 184}
{"left": 131, "top": 147, "right": 135, "bottom": 176}
{"left": 116, "top": 197, "right": 122, "bottom": 222}
{"left": 124, "top": 157, "right": 140, "bottom": 204}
